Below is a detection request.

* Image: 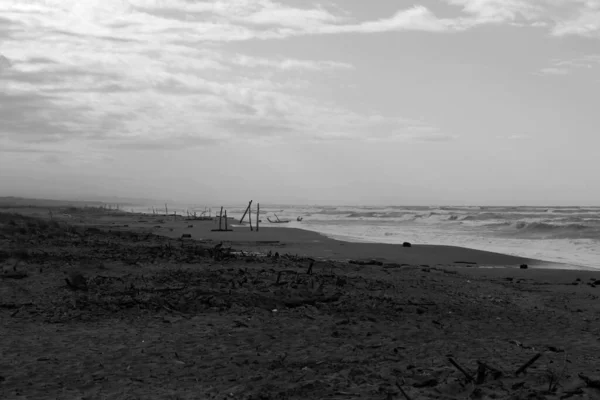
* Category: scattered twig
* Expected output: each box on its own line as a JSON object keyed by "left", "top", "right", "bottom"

{"left": 515, "top": 353, "right": 542, "bottom": 376}
{"left": 548, "top": 351, "right": 568, "bottom": 392}
{"left": 234, "top": 320, "right": 249, "bottom": 328}
{"left": 283, "top": 294, "right": 341, "bottom": 309}
{"left": 578, "top": 373, "right": 600, "bottom": 388}
{"left": 395, "top": 380, "right": 413, "bottom": 400}
{"left": 307, "top": 261, "right": 314, "bottom": 275}
{"left": 1, "top": 273, "right": 28, "bottom": 280}
{"left": 477, "top": 361, "right": 503, "bottom": 380}
{"left": 448, "top": 357, "right": 474, "bottom": 382}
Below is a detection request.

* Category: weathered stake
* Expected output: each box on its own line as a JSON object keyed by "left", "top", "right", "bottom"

{"left": 256, "top": 203, "right": 260, "bottom": 231}
{"left": 219, "top": 206, "right": 223, "bottom": 230}
{"left": 240, "top": 200, "right": 253, "bottom": 223}
{"left": 248, "top": 203, "right": 253, "bottom": 231}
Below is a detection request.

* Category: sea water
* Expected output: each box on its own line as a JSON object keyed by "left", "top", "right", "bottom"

{"left": 129, "top": 204, "right": 600, "bottom": 270}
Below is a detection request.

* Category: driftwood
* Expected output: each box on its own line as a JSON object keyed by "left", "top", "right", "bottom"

{"left": 578, "top": 373, "right": 600, "bottom": 388}
{"left": 239, "top": 200, "right": 252, "bottom": 223}
{"left": 349, "top": 260, "right": 383, "bottom": 266}
{"left": 1, "top": 272, "right": 28, "bottom": 280}
{"left": 307, "top": 260, "right": 314, "bottom": 275}
{"left": 448, "top": 357, "right": 474, "bottom": 382}
{"left": 475, "top": 362, "right": 486, "bottom": 384}
{"left": 515, "top": 353, "right": 542, "bottom": 376}
{"left": 283, "top": 294, "right": 341, "bottom": 309}
{"left": 395, "top": 381, "right": 413, "bottom": 400}
{"left": 477, "top": 360, "right": 503, "bottom": 380}
{"left": 1, "top": 302, "right": 34, "bottom": 309}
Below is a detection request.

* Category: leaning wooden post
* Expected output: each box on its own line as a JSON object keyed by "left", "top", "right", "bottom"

{"left": 219, "top": 206, "right": 223, "bottom": 230}
{"left": 256, "top": 203, "right": 260, "bottom": 231}
{"left": 248, "top": 203, "right": 253, "bottom": 231}
{"left": 224, "top": 210, "right": 228, "bottom": 231}
{"left": 240, "top": 200, "right": 253, "bottom": 223}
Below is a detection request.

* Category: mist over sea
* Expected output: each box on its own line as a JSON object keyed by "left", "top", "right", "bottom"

{"left": 130, "top": 204, "right": 600, "bottom": 270}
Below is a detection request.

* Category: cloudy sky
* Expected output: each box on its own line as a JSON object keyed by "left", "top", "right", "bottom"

{"left": 0, "top": 0, "right": 599, "bottom": 206}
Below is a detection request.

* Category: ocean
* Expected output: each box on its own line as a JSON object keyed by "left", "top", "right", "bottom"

{"left": 128, "top": 204, "right": 600, "bottom": 270}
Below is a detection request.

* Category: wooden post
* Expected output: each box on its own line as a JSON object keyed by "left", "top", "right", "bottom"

{"left": 219, "top": 206, "right": 223, "bottom": 230}
{"left": 248, "top": 203, "right": 253, "bottom": 231}
{"left": 256, "top": 203, "right": 260, "bottom": 231}
{"left": 224, "top": 210, "right": 228, "bottom": 231}
{"left": 165, "top": 204, "right": 168, "bottom": 216}
{"left": 240, "top": 200, "right": 253, "bottom": 223}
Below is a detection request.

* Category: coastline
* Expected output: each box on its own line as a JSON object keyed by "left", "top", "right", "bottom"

{"left": 113, "top": 215, "right": 584, "bottom": 270}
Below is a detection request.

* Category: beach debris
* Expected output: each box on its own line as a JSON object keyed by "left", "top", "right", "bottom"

{"left": 448, "top": 357, "right": 474, "bottom": 382}
{"left": 383, "top": 263, "right": 410, "bottom": 269}
{"left": 240, "top": 200, "right": 253, "bottom": 228}
{"left": 256, "top": 203, "right": 260, "bottom": 231}
{"left": 395, "top": 381, "right": 413, "bottom": 400}
{"left": 546, "top": 345, "right": 564, "bottom": 353}
{"left": 1, "top": 271, "right": 28, "bottom": 280}
{"left": 508, "top": 340, "right": 535, "bottom": 350}
{"left": 307, "top": 260, "right": 314, "bottom": 275}
{"left": 349, "top": 259, "right": 383, "bottom": 266}
{"left": 520, "top": 264, "right": 528, "bottom": 269}
{"left": 181, "top": 233, "right": 191, "bottom": 239}
{"left": 211, "top": 207, "right": 233, "bottom": 232}
{"left": 267, "top": 214, "right": 291, "bottom": 223}
{"left": 578, "top": 373, "right": 600, "bottom": 389}
{"left": 65, "top": 272, "right": 88, "bottom": 291}
{"left": 477, "top": 361, "right": 503, "bottom": 380}
{"left": 297, "top": 216, "right": 303, "bottom": 221}
{"left": 515, "top": 353, "right": 542, "bottom": 376}
{"left": 402, "top": 242, "right": 412, "bottom": 247}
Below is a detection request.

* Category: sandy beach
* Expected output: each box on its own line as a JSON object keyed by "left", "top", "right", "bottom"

{"left": 2, "top": 203, "right": 600, "bottom": 399}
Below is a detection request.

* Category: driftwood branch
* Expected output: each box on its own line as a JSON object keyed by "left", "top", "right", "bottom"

{"left": 395, "top": 381, "right": 413, "bottom": 400}
{"left": 515, "top": 353, "right": 542, "bottom": 376}
{"left": 283, "top": 294, "right": 341, "bottom": 309}
{"left": 1, "top": 273, "right": 28, "bottom": 280}
{"left": 448, "top": 357, "right": 474, "bottom": 382}
{"left": 578, "top": 373, "right": 600, "bottom": 389}
{"left": 477, "top": 360, "right": 503, "bottom": 380}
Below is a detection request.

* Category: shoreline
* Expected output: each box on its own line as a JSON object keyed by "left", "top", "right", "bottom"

{"left": 0, "top": 205, "right": 590, "bottom": 270}
{"left": 121, "top": 215, "right": 580, "bottom": 270}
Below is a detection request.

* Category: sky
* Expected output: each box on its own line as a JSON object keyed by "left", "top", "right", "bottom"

{"left": 0, "top": 0, "right": 599, "bottom": 206}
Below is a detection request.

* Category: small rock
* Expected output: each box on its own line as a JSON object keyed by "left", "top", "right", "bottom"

{"left": 403, "top": 242, "right": 412, "bottom": 247}
{"left": 520, "top": 264, "right": 528, "bottom": 269}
